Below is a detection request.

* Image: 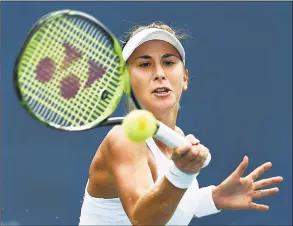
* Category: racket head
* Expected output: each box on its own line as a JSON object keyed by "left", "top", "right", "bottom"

{"left": 14, "top": 10, "right": 131, "bottom": 131}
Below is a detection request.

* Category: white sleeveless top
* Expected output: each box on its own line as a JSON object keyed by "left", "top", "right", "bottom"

{"left": 79, "top": 138, "right": 220, "bottom": 225}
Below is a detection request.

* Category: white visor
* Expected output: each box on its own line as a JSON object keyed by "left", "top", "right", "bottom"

{"left": 122, "top": 28, "right": 185, "bottom": 65}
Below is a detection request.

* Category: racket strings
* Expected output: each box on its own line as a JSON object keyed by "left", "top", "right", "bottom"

{"left": 22, "top": 19, "right": 83, "bottom": 126}
{"left": 55, "top": 17, "right": 121, "bottom": 123}
{"left": 65, "top": 18, "right": 121, "bottom": 124}
{"left": 18, "top": 15, "right": 124, "bottom": 129}
{"left": 21, "top": 21, "right": 66, "bottom": 122}
{"left": 21, "top": 19, "right": 68, "bottom": 123}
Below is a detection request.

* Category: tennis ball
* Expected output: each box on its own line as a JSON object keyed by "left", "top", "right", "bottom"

{"left": 122, "top": 110, "right": 157, "bottom": 143}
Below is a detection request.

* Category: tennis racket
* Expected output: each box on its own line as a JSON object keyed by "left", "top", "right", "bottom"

{"left": 14, "top": 9, "right": 211, "bottom": 167}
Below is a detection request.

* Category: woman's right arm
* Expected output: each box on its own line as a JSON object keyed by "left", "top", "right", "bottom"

{"left": 103, "top": 126, "right": 208, "bottom": 226}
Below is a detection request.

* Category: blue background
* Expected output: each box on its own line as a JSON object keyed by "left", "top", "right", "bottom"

{"left": 1, "top": 2, "right": 292, "bottom": 225}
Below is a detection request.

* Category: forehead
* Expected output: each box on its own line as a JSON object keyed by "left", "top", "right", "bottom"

{"left": 130, "top": 40, "right": 180, "bottom": 58}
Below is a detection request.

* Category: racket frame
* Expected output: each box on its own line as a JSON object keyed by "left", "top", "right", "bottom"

{"left": 13, "top": 9, "right": 211, "bottom": 168}
{"left": 13, "top": 9, "right": 131, "bottom": 130}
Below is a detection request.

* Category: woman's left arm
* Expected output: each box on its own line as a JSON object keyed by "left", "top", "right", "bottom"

{"left": 175, "top": 127, "right": 283, "bottom": 216}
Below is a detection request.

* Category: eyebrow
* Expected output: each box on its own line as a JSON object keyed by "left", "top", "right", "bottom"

{"left": 162, "top": 53, "right": 181, "bottom": 60}
{"left": 134, "top": 53, "right": 181, "bottom": 60}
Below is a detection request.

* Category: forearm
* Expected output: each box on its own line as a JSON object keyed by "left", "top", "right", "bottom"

{"left": 131, "top": 176, "right": 186, "bottom": 225}
{"left": 188, "top": 185, "right": 221, "bottom": 218}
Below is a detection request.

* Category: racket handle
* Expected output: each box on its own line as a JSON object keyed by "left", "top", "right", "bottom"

{"left": 154, "top": 121, "right": 211, "bottom": 168}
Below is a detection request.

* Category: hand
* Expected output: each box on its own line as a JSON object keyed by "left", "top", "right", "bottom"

{"left": 212, "top": 156, "right": 283, "bottom": 211}
{"left": 171, "top": 135, "right": 209, "bottom": 174}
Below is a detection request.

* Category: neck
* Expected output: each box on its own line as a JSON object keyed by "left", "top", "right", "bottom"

{"left": 150, "top": 104, "right": 180, "bottom": 158}
{"left": 154, "top": 108, "right": 178, "bottom": 130}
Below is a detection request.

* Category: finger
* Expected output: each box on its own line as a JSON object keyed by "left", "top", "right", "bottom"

{"left": 197, "top": 146, "right": 209, "bottom": 165}
{"left": 253, "top": 187, "right": 279, "bottom": 199}
{"left": 182, "top": 145, "right": 200, "bottom": 162}
{"left": 180, "top": 146, "right": 209, "bottom": 173}
{"left": 248, "top": 162, "right": 272, "bottom": 181}
{"left": 188, "top": 147, "right": 209, "bottom": 170}
{"left": 183, "top": 153, "right": 207, "bottom": 172}
{"left": 172, "top": 143, "right": 192, "bottom": 160}
{"left": 180, "top": 144, "right": 208, "bottom": 165}
{"left": 250, "top": 202, "right": 269, "bottom": 211}
{"left": 254, "top": 176, "right": 283, "bottom": 190}
{"left": 232, "top": 156, "right": 249, "bottom": 177}
{"left": 186, "top": 134, "right": 200, "bottom": 145}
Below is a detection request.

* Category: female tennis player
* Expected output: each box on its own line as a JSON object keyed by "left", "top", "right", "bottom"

{"left": 79, "top": 23, "right": 283, "bottom": 225}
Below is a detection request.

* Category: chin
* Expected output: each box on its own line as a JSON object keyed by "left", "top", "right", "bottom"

{"left": 148, "top": 100, "right": 178, "bottom": 113}
{"left": 140, "top": 94, "right": 179, "bottom": 113}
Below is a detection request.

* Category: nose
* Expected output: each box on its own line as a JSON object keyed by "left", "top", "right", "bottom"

{"left": 153, "top": 65, "right": 166, "bottom": 81}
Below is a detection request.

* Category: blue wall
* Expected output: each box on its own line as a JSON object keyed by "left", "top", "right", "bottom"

{"left": 1, "top": 2, "right": 292, "bottom": 225}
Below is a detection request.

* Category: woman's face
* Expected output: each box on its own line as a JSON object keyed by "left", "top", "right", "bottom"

{"left": 127, "top": 40, "right": 188, "bottom": 114}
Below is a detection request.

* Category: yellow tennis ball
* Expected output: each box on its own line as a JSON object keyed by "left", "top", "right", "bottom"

{"left": 122, "top": 110, "right": 157, "bottom": 143}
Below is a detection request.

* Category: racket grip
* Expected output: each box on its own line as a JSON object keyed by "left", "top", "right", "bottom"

{"left": 154, "top": 121, "right": 211, "bottom": 168}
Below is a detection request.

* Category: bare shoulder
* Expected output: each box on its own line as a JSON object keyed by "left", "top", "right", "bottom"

{"left": 88, "top": 126, "right": 153, "bottom": 199}
{"left": 105, "top": 125, "right": 146, "bottom": 151}
{"left": 102, "top": 125, "right": 149, "bottom": 170}
{"left": 104, "top": 125, "right": 125, "bottom": 149}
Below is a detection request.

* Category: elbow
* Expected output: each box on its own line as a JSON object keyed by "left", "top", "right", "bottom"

{"left": 129, "top": 208, "right": 147, "bottom": 226}
{"left": 130, "top": 206, "right": 171, "bottom": 226}
{"left": 129, "top": 213, "right": 144, "bottom": 226}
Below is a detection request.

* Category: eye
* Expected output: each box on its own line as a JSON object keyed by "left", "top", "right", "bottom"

{"left": 163, "top": 60, "right": 175, "bottom": 66}
{"left": 139, "top": 62, "right": 151, "bottom": 68}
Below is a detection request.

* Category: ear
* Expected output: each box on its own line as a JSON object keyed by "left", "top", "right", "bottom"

{"left": 182, "top": 68, "right": 189, "bottom": 91}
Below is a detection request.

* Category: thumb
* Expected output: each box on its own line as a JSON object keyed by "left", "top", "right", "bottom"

{"left": 172, "top": 143, "right": 192, "bottom": 160}
{"left": 185, "top": 134, "right": 200, "bottom": 145}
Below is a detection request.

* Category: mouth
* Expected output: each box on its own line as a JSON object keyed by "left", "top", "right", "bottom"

{"left": 152, "top": 87, "right": 171, "bottom": 96}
